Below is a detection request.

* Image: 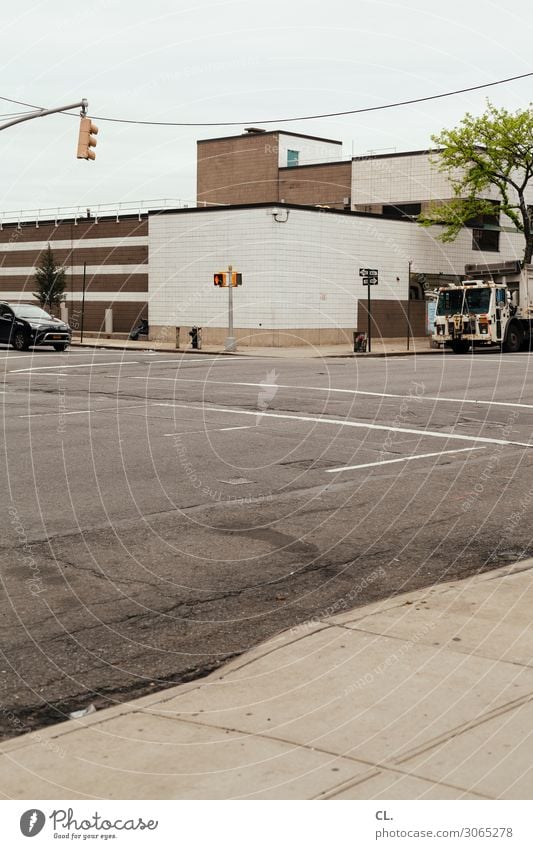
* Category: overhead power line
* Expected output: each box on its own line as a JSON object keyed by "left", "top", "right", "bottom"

{"left": 1, "top": 71, "right": 532, "bottom": 128}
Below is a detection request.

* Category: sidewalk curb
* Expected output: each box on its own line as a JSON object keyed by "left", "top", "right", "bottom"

{"left": 3, "top": 556, "right": 531, "bottom": 752}
{"left": 70, "top": 341, "right": 443, "bottom": 359}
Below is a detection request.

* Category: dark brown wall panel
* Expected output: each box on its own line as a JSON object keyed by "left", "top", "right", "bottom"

{"left": 67, "top": 301, "right": 147, "bottom": 333}
{"left": 0, "top": 246, "right": 148, "bottom": 267}
{"left": 0, "top": 275, "right": 148, "bottom": 293}
{"left": 0, "top": 217, "right": 148, "bottom": 245}
{"left": 278, "top": 162, "right": 351, "bottom": 208}
{"left": 358, "top": 298, "right": 427, "bottom": 338}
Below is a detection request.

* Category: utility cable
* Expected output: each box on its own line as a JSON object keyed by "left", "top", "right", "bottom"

{"left": 1, "top": 70, "right": 532, "bottom": 127}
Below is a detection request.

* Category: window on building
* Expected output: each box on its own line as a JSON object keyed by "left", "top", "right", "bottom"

{"left": 467, "top": 201, "right": 500, "bottom": 253}
{"left": 287, "top": 149, "right": 299, "bottom": 167}
{"left": 472, "top": 227, "right": 500, "bottom": 252}
{"left": 382, "top": 202, "right": 422, "bottom": 219}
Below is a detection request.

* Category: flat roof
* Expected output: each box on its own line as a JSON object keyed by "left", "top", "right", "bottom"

{"left": 197, "top": 129, "right": 342, "bottom": 146}
{"left": 0, "top": 200, "right": 426, "bottom": 230}
{"left": 149, "top": 201, "right": 418, "bottom": 223}
{"left": 351, "top": 148, "right": 439, "bottom": 162}
{"left": 0, "top": 212, "right": 148, "bottom": 231}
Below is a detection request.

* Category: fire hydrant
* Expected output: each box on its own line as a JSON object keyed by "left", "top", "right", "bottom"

{"left": 189, "top": 326, "right": 202, "bottom": 349}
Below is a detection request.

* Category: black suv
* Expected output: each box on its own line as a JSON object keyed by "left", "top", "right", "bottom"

{"left": 0, "top": 303, "right": 71, "bottom": 351}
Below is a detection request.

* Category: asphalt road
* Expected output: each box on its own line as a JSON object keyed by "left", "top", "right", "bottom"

{"left": 2, "top": 345, "right": 533, "bottom": 738}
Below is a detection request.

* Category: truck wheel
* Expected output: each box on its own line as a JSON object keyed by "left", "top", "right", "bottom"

{"left": 503, "top": 324, "right": 522, "bottom": 353}
{"left": 451, "top": 340, "right": 470, "bottom": 354}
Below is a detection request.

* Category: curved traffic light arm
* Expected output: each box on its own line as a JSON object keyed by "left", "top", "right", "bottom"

{"left": 0, "top": 99, "right": 88, "bottom": 131}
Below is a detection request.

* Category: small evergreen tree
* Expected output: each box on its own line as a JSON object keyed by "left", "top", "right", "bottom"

{"left": 33, "top": 245, "right": 67, "bottom": 312}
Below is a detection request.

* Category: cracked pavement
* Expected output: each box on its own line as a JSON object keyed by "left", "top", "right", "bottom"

{"left": 2, "top": 346, "right": 533, "bottom": 738}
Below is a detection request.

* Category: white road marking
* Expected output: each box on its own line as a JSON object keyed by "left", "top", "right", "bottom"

{"left": 10, "top": 361, "right": 140, "bottom": 373}
{"left": 18, "top": 403, "right": 149, "bottom": 419}
{"left": 0, "top": 354, "right": 49, "bottom": 361}
{"left": 164, "top": 425, "right": 254, "bottom": 436}
{"left": 155, "top": 402, "right": 533, "bottom": 448}
{"left": 0, "top": 350, "right": 100, "bottom": 358}
{"left": 124, "top": 375, "right": 533, "bottom": 412}
{"left": 326, "top": 446, "right": 483, "bottom": 473}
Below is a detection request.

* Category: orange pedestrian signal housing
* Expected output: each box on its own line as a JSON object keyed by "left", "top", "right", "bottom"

{"left": 231, "top": 273, "right": 242, "bottom": 287}
{"left": 214, "top": 272, "right": 227, "bottom": 287}
{"left": 77, "top": 117, "right": 99, "bottom": 160}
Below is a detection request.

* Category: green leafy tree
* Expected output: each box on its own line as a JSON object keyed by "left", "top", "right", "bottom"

{"left": 33, "top": 244, "right": 67, "bottom": 312}
{"left": 418, "top": 102, "right": 533, "bottom": 264}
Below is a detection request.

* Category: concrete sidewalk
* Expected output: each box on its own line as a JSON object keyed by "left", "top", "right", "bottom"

{"left": 2, "top": 559, "right": 533, "bottom": 800}
{"left": 70, "top": 334, "right": 440, "bottom": 358}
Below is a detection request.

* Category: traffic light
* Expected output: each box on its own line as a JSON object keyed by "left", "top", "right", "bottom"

{"left": 231, "top": 273, "right": 242, "bottom": 287}
{"left": 77, "top": 116, "right": 98, "bottom": 160}
{"left": 214, "top": 272, "right": 227, "bottom": 287}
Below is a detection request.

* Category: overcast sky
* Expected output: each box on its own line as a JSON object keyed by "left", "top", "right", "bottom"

{"left": 1, "top": 0, "right": 532, "bottom": 217}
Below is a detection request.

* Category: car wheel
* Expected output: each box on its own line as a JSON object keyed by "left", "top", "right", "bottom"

{"left": 53, "top": 343, "right": 69, "bottom": 351}
{"left": 12, "top": 329, "right": 29, "bottom": 351}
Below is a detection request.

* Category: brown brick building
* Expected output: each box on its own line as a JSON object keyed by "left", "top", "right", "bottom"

{"left": 197, "top": 128, "right": 351, "bottom": 209}
{"left": 0, "top": 215, "right": 148, "bottom": 334}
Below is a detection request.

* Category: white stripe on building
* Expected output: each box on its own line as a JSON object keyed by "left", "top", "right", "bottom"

{"left": 0, "top": 265, "right": 148, "bottom": 276}
{"left": 0, "top": 291, "right": 148, "bottom": 302}
{"left": 0, "top": 236, "right": 148, "bottom": 252}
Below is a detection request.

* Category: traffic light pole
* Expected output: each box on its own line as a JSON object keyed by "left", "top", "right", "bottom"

{"left": 0, "top": 99, "right": 88, "bottom": 132}
{"left": 225, "top": 264, "right": 237, "bottom": 352}
{"left": 80, "top": 262, "right": 87, "bottom": 344}
{"left": 407, "top": 259, "right": 412, "bottom": 351}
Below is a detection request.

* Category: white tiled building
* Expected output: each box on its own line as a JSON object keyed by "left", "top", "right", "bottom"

{"left": 148, "top": 202, "right": 525, "bottom": 346}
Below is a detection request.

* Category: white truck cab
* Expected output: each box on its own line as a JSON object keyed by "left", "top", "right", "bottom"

{"left": 432, "top": 261, "right": 533, "bottom": 353}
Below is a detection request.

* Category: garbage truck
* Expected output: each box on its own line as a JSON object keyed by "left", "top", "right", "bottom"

{"left": 432, "top": 261, "right": 533, "bottom": 353}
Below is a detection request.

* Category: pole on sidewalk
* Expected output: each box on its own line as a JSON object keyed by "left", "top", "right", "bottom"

{"left": 407, "top": 259, "right": 412, "bottom": 351}
{"left": 367, "top": 278, "right": 372, "bottom": 354}
{"left": 225, "top": 263, "right": 236, "bottom": 352}
{"left": 80, "top": 261, "right": 86, "bottom": 343}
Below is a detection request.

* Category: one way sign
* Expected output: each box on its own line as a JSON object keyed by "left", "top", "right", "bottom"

{"left": 359, "top": 267, "right": 378, "bottom": 277}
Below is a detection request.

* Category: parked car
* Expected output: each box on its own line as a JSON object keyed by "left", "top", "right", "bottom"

{"left": 0, "top": 303, "right": 71, "bottom": 351}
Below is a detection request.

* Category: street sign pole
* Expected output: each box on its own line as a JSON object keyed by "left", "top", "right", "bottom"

{"left": 367, "top": 279, "right": 371, "bottom": 353}
{"left": 407, "top": 260, "right": 412, "bottom": 351}
{"left": 225, "top": 264, "right": 236, "bottom": 352}
{"left": 360, "top": 268, "right": 378, "bottom": 353}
